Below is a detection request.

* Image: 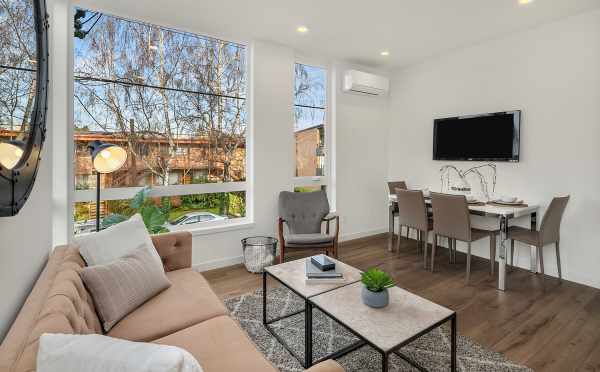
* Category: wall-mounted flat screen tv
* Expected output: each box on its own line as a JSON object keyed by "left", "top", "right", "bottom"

{"left": 433, "top": 110, "right": 520, "bottom": 162}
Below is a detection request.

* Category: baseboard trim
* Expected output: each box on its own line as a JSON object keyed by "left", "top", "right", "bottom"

{"left": 193, "top": 227, "right": 389, "bottom": 272}
{"left": 194, "top": 255, "right": 243, "bottom": 272}
{"left": 340, "top": 228, "right": 388, "bottom": 242}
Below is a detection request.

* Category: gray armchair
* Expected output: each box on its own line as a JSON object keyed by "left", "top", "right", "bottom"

{"left": 278, "top": 190, "right": 339, "bottom": 263}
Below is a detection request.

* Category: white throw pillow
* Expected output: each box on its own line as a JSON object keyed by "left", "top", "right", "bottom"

{"left": 37, "top": 333, "right": 203, "bottom": 372}
{"left": 74, "top": 213, "right": 162, "bottom": 268}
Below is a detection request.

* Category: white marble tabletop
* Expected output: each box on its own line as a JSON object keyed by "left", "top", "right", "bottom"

{"left": 265, "top": 257, "right": 363, "bottom": 298}
{"left": 310, "top": 282, "right": 454, "bottom": 352}
{"left": 388, "top": 194, "right": 538, "bottom": 219}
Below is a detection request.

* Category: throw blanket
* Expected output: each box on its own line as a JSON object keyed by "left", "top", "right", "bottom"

{"left": 37, "top": 333, "right": 203, "bottom": 372}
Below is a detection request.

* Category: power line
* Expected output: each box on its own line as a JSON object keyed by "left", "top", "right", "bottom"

{"left": 74, "top": 75, "right": 246, "bottom": 101}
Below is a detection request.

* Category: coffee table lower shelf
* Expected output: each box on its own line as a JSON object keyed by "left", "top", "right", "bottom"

{"left": 262, "top": 271, "right": 457, "bottom": 372}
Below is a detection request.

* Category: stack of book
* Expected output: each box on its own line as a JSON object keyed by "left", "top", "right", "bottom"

{"left": 305, "top": 255, "right": 344, "bottom": 284}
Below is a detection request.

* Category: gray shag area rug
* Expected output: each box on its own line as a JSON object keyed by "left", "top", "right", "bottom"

{"left": 224, "top": 287, "right": 533, "bottom": 372}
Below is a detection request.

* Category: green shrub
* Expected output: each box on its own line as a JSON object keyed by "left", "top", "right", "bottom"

{"left": 102, "top": 187, "right": 168, "bottom": 234}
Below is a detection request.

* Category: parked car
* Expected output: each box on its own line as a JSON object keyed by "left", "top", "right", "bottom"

{"left": 74, "top": 220, "right": 97, "bottom": 235}
{"left": 166, "top": 211, "right": 228, "bottom": 230}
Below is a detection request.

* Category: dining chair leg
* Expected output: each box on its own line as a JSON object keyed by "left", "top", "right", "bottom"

{"left": 510, "top": 239, "right": 515, "bottom": 271}
{"left": 280, "top": 243, "right": 285, "bottom": 264}
{"left": 466, "top": 242, "right": 472, "bottom": 284}
{"left": 417, "top": 230, "right": 422, "bottom": 254}
{"left": 556, "top": 241, "right": 562, "bottom": 282}
{"left": 431, "top": 234, "right": 437, "bottom": 273}
{"left": 396, "top": 227, "right": 401, "bottom": 252}
{"left": 452, "top": 239, "right": 456, "bottom": 264}
{"left": 490, "top": 234, "right": 496, "bottom": 276}
{"left": 538, "top": 245, "right": 545, "bottom": 287}
{"left": 423, "top": 230, "right": 428, "bottom": 270}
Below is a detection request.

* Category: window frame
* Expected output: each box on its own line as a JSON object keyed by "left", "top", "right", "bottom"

{"left": 69, "top": 7, "right": 254, "bottom": 235}
{"left": 292, "top": 57, "right": 335, "bottom": 210}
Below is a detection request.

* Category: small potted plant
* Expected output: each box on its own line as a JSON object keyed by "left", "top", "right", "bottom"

{"left": 361, "top": 268, "right": 395, "bottom": 308}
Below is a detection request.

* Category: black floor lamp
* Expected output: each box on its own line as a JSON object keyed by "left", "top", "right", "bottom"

{"left": 88, "top": 140, "right": 127, "bottom": 232}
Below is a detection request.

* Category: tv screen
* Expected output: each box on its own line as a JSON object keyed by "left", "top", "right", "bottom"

{"left": 433, "top": 111, "right": 520, "bottom": 162}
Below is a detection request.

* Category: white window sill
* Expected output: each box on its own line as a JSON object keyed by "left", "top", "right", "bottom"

{"left": 184, "top": 220, "right": 256, "bottom": 237}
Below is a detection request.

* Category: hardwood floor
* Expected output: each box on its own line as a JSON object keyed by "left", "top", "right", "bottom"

{"left": 203, "top": 234, "right": 600, "bottom": 372}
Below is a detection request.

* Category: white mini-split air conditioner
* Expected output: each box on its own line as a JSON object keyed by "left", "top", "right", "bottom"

{"left": 342, "top": 70, "right": 389, "bottom": 96}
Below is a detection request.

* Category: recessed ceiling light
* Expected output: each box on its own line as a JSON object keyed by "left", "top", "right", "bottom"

{"left": 380, "top": 51, "right": 390, "bottom": 56}
{"left": 296, "top": 26, "right": 309, "bottom": 34}
{"left": 518, "top": 0, "right": 534, "bottom": 5}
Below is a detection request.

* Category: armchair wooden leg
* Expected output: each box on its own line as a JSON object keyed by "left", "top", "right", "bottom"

{"left": 538, "top": 245, "right": 545, "bottom": 287}
{"left": 280, "top": 243, "right": 285, "bottom": 264}
{"left": 556, "top": 241, "right": 562, "bottom": 282}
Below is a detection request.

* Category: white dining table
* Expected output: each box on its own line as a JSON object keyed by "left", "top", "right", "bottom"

{"left": 388, "top": 194, "right": 539, "bottom": 291}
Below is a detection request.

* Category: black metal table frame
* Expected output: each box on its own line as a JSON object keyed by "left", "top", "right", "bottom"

{"left": 262, "top": 271, "right": 457, "bottom": 371}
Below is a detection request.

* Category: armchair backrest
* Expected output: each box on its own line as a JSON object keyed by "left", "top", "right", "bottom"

{"left": 278, "top": 190, "right": 330, "bottom": 234}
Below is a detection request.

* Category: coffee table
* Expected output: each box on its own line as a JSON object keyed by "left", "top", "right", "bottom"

{"left": 263, "top": 257, "right": 363, "bottom": 368}
{"left": 263, "top": 258, "right": 457, "bottom": 371}
{"left": 311, "top": 282, "right": 456, "bottom": 372}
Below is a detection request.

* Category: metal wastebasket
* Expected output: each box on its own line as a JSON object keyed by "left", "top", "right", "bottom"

{"left": 241, "top": 236, "right": 278, "bottom": 273}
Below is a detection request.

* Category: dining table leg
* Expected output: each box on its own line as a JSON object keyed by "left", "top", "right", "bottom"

{"left": 497, "top": 215, "right": 509, "bottom": 291}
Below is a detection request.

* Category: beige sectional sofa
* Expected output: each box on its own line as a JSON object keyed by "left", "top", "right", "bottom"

{"left": 0, "top": 231, "right": 343, "bottom": 372}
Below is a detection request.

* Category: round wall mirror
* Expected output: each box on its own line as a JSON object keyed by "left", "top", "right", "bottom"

{"left": 0, "top": 0, "right": 48, "bottom": 216}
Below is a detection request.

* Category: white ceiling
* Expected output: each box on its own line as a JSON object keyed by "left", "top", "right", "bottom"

{"left": 77, "top": 0, "right": 600, "bottom": 69}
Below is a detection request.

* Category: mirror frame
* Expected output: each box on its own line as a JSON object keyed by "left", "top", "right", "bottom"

{"left": 0, "top": 0, "right": 49, "bottom": 216}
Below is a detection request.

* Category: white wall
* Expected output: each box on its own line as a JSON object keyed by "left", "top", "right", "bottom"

{"left": 0, "top": 0, "right": 65, "bottom": 340}
{"left": 0, "top": 154, "right": 52, "bottom": 339}
{"left": 387, "top": 10, "right": 600, "bottom": 288}
{"left": 335, "top": 64, "right": 389, "bottom": 241}
{"left": 191, "top": 55, "right": 391, "bottom": 270}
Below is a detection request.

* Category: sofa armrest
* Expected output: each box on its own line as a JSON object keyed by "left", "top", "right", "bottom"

{"left": 151, "top": 231, "right": 192, "bottom": 272}
{"left": 305, "top": 360, "right": 345, "bottom": 372}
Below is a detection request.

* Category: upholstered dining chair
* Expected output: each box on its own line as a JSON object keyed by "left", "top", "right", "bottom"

{"left": 387, "top": 181, "right": 411, "bottom": 239}
{"left": 430, "top": 192, "right": 498, "bottom": 284}
{"left": 509, "top": 195, "right": 570, "bottom": 285}
{"left": 278, "top": 190, "right": 339, "bottom": 263}
{"left": 394, "top": 189, "right": 432, "bottom": 269}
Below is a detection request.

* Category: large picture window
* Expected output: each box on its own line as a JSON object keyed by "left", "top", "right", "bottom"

{"left": 73, "top": 9, "right": 248, "bottom": 234}
{"left": 294, "top": 63, "right": 328, "bottom": 192}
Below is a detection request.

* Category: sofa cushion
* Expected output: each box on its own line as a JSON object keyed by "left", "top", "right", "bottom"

{"left": 37, "top": 333, "right": 203, "bottom": 372}
{"left": 81, "top": 247, "right": 172, "bottom": 332}
{"left": 285, "top": 233, "right": 335, "bottom": 247}
{"left": 107, "top": 269, "right": 228, "bottom": 342}
{"left": 74, "top": 213, "right": 162, "bottom": 268}
{"left": 153, "top": 315, "right": 277, "bottom": 372}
